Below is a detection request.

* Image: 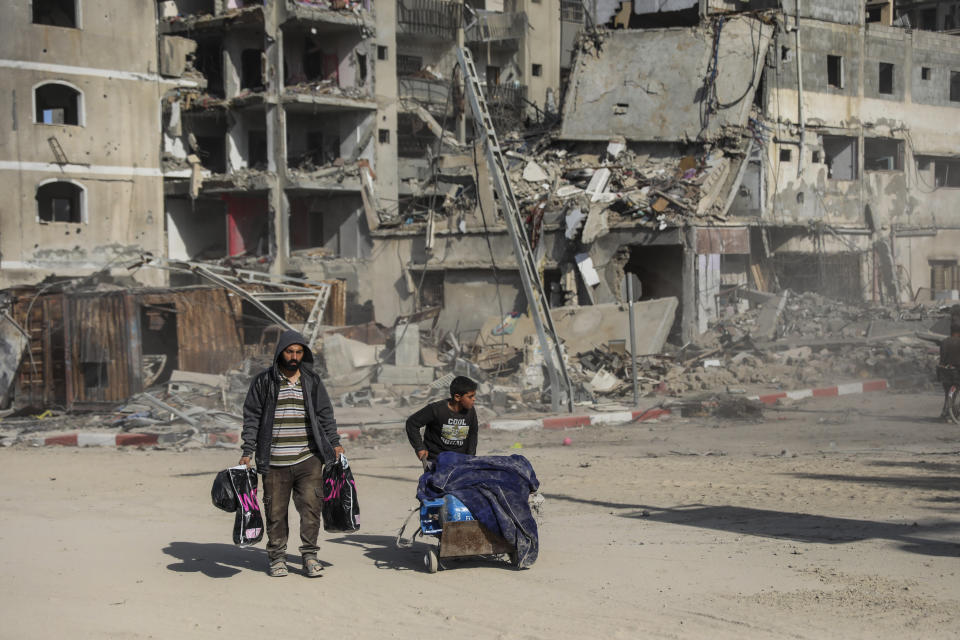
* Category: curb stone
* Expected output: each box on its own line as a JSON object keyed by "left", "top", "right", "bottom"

{"left": 22, "top": 381, "right": 889, "bottom": 446}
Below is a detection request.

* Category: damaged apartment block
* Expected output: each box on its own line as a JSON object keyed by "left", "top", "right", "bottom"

{"left": 158, "top": 0, "right": 380, "bottom": 275}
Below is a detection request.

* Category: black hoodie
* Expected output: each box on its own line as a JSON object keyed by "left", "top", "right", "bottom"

{"left": 240, "top": 329, "right": 340, "bottom": 471}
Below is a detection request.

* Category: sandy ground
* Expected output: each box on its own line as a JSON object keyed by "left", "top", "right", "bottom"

{"left": 1, "top": 390, "right": 959, "bottom": 640}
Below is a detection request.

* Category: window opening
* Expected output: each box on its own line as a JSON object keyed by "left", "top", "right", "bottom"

{"left": 864, "top": 138, "right": 903, "bottom": 171}
{"left": 396, "top": 54, "right": 422, "bottom": 76}
{"left": 532, "top": 63, "right": 542, "bottom": 77}
{"left": 378, "top": 129, "right": 390, "bottom": 143}
{"left": 827, "top": 55, "right": 844, "bottom": 89}
{"left": 33, "top": 0, "right": 77, "bottom": 27}
{"left": 921, "top": 67, "right": 932, "bottom": 80}
{"left": 377, "top": 45, "right": 388, "bottom": 61}
{"left": 779, "top": 148, "right": 792, "bottom": 162}
{"left": 241, "top": 49, "right": 264, "bottom": 90}
{"left": 951, "top": 71, "right": 960, "bottom": 102}
{"left": 37, "top": 181, "right": 83, "bottom": 223}
{"left": 931, "top": 260, "right": 960, "bottom": 293}
{"left": 248, "top": 130, "right": 267, "bottom": 169}
{"left": 879, "top": 62, "right": 894, "bottom": 94}
{"left": 822, "top": 135, "right": 858, "bottom": 180}
{"left": 35, "top": 83, "right": 81, "bottom": 125}
{"left": 195, "top": 135, "right": 226, "bottom": 173}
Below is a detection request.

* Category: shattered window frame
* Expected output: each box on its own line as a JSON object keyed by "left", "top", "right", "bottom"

{"left": 822, "top": 135, "right": 858, "bottom": 181}
{"left": 864, "top": 138, "right": 904, "bottom": 172}
{"left": 930, "top": 259, "right": 960, "bottom": 293}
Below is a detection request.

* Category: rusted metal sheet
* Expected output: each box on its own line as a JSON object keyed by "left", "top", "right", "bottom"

{"left": 176, "top": 288, "right": 245, "bottom": 373}
{"left": 324, "top": 280, "right": 346, "bottom": 326}
{"left": 694, "top": 226, "right": 751, "bottom": 255}
{"left": 67, "top": 292, "right": 136, "bottom": 408}
{"left": 438, "top": 521, "right": 514, "bottom": 558}
{"left": 141, "top": 289, "right": 244, "bottom": 374}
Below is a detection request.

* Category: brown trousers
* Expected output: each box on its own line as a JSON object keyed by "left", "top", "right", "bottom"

{"left": 262, "top": 456, "right": 324, "bottom": 563}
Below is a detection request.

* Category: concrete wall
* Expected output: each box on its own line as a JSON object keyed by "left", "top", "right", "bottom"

{"left": 750, "top": 21, "right": 960, "bottom": 233}
{"left": 559, "top": 17, "right": 773, "bottom": 141}
{"left": 0, "top": 0, "right": 166, "bottom": 286}
{"left": 518, "top": 0, "right": 561, "bottom": 114}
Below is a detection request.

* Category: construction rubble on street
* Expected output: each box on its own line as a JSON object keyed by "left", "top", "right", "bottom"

{"left": 0, "top": 266, "right": 955, "bottom": 446}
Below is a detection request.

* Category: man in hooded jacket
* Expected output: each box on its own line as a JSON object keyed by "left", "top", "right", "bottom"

{"left": 240, "top": 329, "right": 344, "bottom": 577}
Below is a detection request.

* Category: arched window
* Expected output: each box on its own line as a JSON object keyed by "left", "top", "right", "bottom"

{"left": 34, "top": 82, "right": 83, "bottom": 126}
{"left": 33, "top": 0, "right": 78, "bottom": 28}
{"left": 36, "top": 181, "right": 85, "bottom": 223}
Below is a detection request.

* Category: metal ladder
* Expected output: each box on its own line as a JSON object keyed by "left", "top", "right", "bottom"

{"left": 456, "top": 47, "right": 574, "bottom": 412}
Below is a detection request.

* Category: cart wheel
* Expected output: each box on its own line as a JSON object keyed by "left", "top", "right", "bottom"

{"left": 949, "top": 385, "right": 960, "bottom": 425}
{"left": 424, "top": 549, "right": 439, "bottom": 574}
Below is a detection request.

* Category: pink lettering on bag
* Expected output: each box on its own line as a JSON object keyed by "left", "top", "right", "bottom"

{"left": 239, "top": 488, "right": 260, "bottom": 512}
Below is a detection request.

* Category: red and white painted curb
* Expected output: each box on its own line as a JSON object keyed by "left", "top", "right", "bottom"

{"left": 748, "top": 379, "right": 888, "bottom": 405}
{"left": 28, "top": 427, "right": 362, "bottom": 448}
{"left": 23, "top": 381, "right": 889, "bottom": 445}
{"left": 484, "top": 379, "right": 890, "bottom": 431}
{"left": 484, "top": 408, "right": 672, "bottom": 432}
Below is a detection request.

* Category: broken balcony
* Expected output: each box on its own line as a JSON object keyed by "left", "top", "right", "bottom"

{"left": 397, "top": 0, "right": 462, "bottom": 41}
{"left": 398, "top": 77, "right": 453, "bottom": 114}
{"left": 285, "top": 0, "right": 375, "bottom": 31}
{"left": 464, "top": 10, "right": 526, "bottom": 45}
{"left": 159, "top": 1, "right": 265, "bottom": 34}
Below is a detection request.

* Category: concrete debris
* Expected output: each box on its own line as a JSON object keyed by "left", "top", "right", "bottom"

{"left": 0, "top": 313, "right": 29, "bottom": 410}
{"left": 522, "top": 161, "right": 550, "bottom": 182}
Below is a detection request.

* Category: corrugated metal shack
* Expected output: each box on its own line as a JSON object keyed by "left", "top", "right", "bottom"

{"left": 7, "top": 281, "right": 346, "bottom": 411}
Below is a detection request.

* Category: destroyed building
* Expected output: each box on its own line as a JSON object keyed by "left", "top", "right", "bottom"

{"left": 0, "top": 0, "right": 175, "bottom": 287}
{"left": 5, "top": 0, "right": 960, "bottom": 413}
{"left": 542, "top": 0, "right": 960, "bottom": 341}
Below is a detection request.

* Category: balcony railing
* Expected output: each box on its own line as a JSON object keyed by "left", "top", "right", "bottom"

{"left": 397, "top": 0, "right": 462, "bottom": 40}
{"left": 465, "top": 10, "right": 526, "bottom": 43}
{"left": 398, "top": 77, "right": 452, "bottom": 110}
{"left": 560, "top": 0, "right": 585, "bottom": 23}
{"left": 485, "top": 83, "right": 526, "bottom": 132}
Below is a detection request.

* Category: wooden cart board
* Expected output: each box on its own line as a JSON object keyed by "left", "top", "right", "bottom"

{"left": 439, "top": 520, "right": 513, "bottom": 558}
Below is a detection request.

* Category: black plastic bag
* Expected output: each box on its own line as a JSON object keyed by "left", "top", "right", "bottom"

{"left": 211, "top": 469, "right": 238, "bottom": 512}
{"left": 227, "top": 466, "right": 264, "bottom": 546}
{"left": 322, "top": 455, "right": 360, "bottom": 532}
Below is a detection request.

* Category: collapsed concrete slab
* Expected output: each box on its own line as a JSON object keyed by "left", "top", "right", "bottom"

{"left": 0, "top": 314, "right": 28, "bottom": 409}
{"left": 477, "top": 298, "right": 679, "bottom": 357}
{"left": 560, "top": 16, "right": 773, "bottom": 142}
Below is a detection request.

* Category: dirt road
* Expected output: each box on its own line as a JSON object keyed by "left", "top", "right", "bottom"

{"left": 2, "top": 390, "right": 958, "bottom": 639}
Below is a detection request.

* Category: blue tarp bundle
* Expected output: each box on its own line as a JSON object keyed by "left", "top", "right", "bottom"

{"left": 416, "top": 452, "right": 540, "bottom": 568}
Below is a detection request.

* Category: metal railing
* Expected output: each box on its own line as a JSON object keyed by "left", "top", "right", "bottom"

{"left": 398, "top": 76, "right": 452, "bottom": 109}
{"left": 560, "top": 0, "right": 585, "bottom": 23}
{"left": 397, "top": 0, "right": 462, "bottom": 40}
{"left": 465, "top": 9, "right": 526, "bottom": 43}
{"left": 486, "top": 83, "right": 527, "bottom": 132}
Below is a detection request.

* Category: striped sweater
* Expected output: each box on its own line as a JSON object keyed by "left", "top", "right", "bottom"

{"left": 269, "top": 376, "right": 315, "bottom": 466}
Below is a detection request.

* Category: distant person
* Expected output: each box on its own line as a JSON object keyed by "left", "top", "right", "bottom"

{"left": 239, "top": 329, "right": 344, "bottom": 578}
{"left": 406, "top": 376, "right": 479, "bottom": 464}
{"left": 938, "top": 319, "right": 960, "bottom": 419}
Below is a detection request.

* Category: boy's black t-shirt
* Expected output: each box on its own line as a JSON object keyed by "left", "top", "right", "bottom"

{"left": 941, "top": 336, "right": 960, "bottom": 367}
{"left": 405, "top": 399, "right": 478, "bottom": 459}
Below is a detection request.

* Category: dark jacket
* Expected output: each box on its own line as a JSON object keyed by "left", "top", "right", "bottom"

{"left": 241, "top": 329, "right": 340, "bottom": 472}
